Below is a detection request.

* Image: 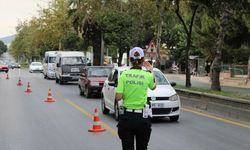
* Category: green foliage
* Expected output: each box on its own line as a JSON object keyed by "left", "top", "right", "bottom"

{"left": 7, "top": 0, "right": 250, "bottom": 69}
{"left": 193, "top": 1, "right": 250, "bottom": 64}
{"left": 61, "top": 32, "right": 84, "bottom": 51}
{"left": 97, "top": 9, "right": 138, "bottom": 50}
{"left": 20, "top": 62, "right": 29, "bottom": 67}
{"left": 0, "top": 40, "right": 7, "bottom": 54}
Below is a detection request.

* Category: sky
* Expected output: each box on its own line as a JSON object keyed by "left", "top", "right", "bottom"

{"left": 0, "top": 0, "right": 49, "bottom": 38}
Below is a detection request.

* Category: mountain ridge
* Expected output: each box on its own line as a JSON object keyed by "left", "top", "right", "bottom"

{"left": 0, "top": 35, "right": 15, "bottom": 44}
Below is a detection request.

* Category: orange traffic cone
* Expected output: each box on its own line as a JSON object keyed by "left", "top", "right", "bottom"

{"left": 88, "top": 108, "right": 106, "bottom": 132}
{"left": 25, "top": 82, "right": 33, "bottom": 93}
{"left": 6, "top": 73, "right": 10, "bottom": 80}
{"left": 17, "top": 77, "right": 23, "bottom": 86}
{"left": 45, "top": 88, "right": 55, "bottom": 102}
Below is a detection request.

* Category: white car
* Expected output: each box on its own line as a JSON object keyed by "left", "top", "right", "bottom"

{"left": 101, "top": 66, "right": 181, "bottom": 121}
{"left": 29, "top": 62, "right": 43, "bottom": 73}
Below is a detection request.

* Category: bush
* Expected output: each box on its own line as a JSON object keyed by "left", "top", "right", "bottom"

{"left": 20, "top": 62, "right": 29, "bottom": 67}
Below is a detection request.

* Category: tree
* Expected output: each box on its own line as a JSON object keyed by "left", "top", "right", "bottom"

{"left": 97, "top": 9, "right": 138, "bottom": 66}
{"left": 9, "top": 20, "right": 31, "bottom": 61}
{"left": 0, "top": 40, "right": 7, "bottom": 54}
{"left": 66, "top": 0, "right": 106, "bottom": 65}
{"left": 36, "top": 0, "right": 70, "bottom": 50}
{"left": 208, "top": 0, "right": 250, "bottom": 91}
{"left": 61, "top": 32, "right": 84, "bottom": 51}
{"left": 153, "top": 0, "right": 172, "bottom": 68}
{"left": 173, "top": 0, "right": 199, "bottom": 87}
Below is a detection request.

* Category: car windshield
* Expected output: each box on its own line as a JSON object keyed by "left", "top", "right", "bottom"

{"left": 154, "top": 71, "right": 169, "bottom": 85}
{"left": 0, "top": 61, "right": 5, "bottom": 65}
{"left": 88, "top": 67, "right": 112, "bottom": 77}
{"left": 62, "top": 57, "right": 84, "bottom": 65}
{"left": 49, "top": 57, "right": 56, "bottom": 63}
{"left": 32, "top": 62, "right": 42, "bottom": 66}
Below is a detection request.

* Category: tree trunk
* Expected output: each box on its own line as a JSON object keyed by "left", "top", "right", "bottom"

{"left": 92, "top": 29, "right": 102, "bottom": 66}
{"left": 156, "top": 12, "right": 163, "bottom": 69}
{"left": 126, "top": 48, "right": 130, "bottom": 66}
{"left": 118, "top": 49, "right": 123, "bottom": 66}
{"left": 248, "top": 54, "right": 250, "bottom": 78}
{"left": 211, "top": 4, "right": 233, "bottom": 91}
{"left": 92, "top": 41, "right": 101, "bottom": 66}
{"left": 185, "top": 37, "right": 191, "bottom": 87}
{"left": 175, "top": 1, "right": 198, "bottom": 88}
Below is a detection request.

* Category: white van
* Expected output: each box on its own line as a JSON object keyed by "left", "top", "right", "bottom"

{"left": 55, "top": 51, "right": 86, "bottom": 84}
{"left": 43, "top": 51, "right": 58, "bottom": 79}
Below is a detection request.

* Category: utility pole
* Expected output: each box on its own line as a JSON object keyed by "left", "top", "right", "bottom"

{"left": 100, "top": 0, "right": 106, "bottom": 66}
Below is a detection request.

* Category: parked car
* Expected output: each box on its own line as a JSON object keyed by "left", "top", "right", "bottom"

{"left": 78, "top": 66, "right": 113, "bottom": 98}
{"left": 29, "top": 62, "right": 43, "bottom": 73}
{"left": 0, "top": 61, "right": 9, "bottom": 73}
{"left": 7, "top": 62, "right": 14, "bottom": 69}
{"left": 13, "top": 62, "right": 21, "bottom": 68}
{"left": 101, "top": 66, "right": 181, "bottom": 121}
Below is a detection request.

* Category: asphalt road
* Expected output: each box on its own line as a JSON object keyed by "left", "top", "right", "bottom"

{"left": 1, "top": 68, "right": 250, "bottom": 150}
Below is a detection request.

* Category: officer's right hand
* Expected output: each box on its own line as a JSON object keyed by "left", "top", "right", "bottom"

{"left": 143, "top": 61, "right": 153, "bottom": 72}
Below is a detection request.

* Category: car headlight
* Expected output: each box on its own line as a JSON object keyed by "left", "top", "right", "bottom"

{"left": 169, "top": 94, "right": 178, "bottom": 101}
{"left": 90, "top": 82, "right": 99, "bottom": 86}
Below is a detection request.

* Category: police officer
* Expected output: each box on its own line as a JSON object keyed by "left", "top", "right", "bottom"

{"left": 115, "top": 47, "right": 157, "bottom": 150}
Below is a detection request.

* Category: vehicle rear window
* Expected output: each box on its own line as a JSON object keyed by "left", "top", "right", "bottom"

{"left": 88, "top": 67, "right": 112, "bottom": 77}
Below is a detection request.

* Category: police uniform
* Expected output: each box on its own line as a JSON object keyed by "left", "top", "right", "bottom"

{"left": 116, "top": 66, "right": 156, "bottom": 150}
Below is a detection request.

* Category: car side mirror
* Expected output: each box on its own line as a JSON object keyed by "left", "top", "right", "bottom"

{"left": 108, "top": 81, "right": 116, "bottom": 87}
{"left": 170, "top": 82, "right": 176, "bottom": 87}
{"left": 56, "top": 63, "right": 60, "bottom": 67}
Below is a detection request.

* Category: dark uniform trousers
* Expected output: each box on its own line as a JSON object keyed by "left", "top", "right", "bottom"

{"left": 117, "top": 111, "right": 152, "bottom": 150}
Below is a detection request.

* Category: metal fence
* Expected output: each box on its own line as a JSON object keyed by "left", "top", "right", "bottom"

{"left": 221, "top": 64, "right": 248, "bottom": 76}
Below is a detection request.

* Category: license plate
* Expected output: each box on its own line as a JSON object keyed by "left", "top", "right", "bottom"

{"left": 71, "top": 68, "right": 79, "bottom": 72}
{"left": 152, "top": 103, "right": 164, "bottom": 108}
{"left": 72, "top": 76, "right": 78, "bottom": 79}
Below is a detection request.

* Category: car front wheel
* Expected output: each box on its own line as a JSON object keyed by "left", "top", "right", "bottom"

{"left": 85, "top": 86, "right": 91, "bottom": 98}
{"left": 101, "top": 95, "right": 110, "bottom": 114}
{"left": 114, "top": 102, "right": 120, "bottom": 121}
{"left": 79, "top": 85, "right": 84, "bottom": 96}
{"left": 59, "top": 78, "right": 64, "bottom": 85}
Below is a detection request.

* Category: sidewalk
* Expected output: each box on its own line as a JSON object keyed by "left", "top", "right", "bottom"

{"left": 164, "top": 73, "right": 250, "bottom": 89}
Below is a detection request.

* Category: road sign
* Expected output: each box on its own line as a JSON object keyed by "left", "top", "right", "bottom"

{"left": 145, "top": 40, "right": 156, "bottom": 54}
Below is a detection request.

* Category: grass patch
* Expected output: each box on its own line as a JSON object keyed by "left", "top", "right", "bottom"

{"left": 175, "top": 85, "right": 250, "bottom": 100}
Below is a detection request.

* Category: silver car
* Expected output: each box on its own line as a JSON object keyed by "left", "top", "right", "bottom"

{"left": 101, "top": 66, "right": 181, "bottom": 121}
